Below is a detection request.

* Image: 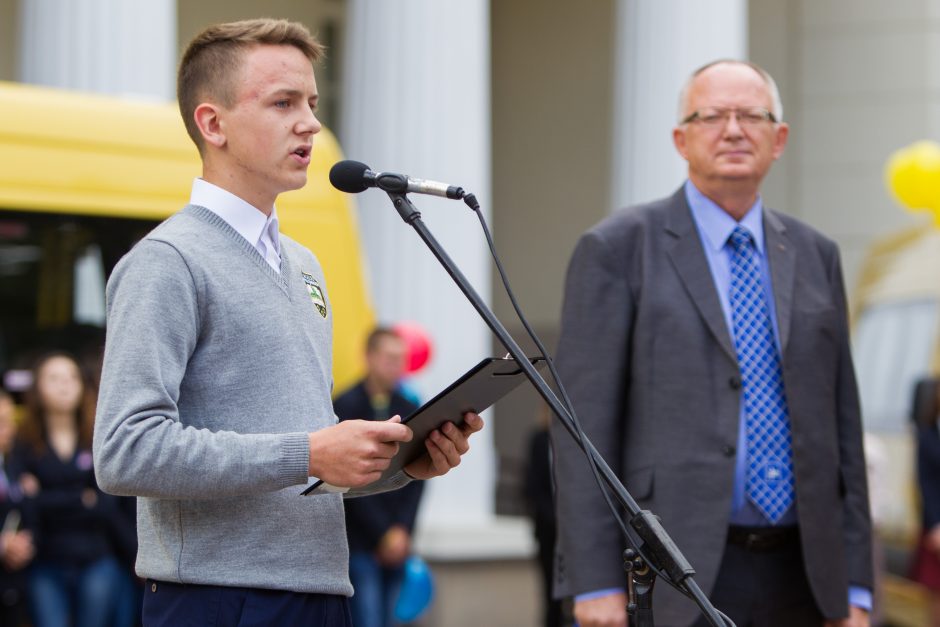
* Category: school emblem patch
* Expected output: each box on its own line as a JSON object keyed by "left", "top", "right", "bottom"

{"left": 301, "top": 271, "right": 328, "bottom": 318}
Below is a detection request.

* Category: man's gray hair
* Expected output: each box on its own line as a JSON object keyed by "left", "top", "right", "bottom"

{"left": 677, "top": 59, "right": 783, "bottom": 123}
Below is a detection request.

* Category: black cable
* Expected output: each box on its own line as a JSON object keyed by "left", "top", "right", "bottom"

{"left": 463, "top": 195, "right": 632, "bottom": 538}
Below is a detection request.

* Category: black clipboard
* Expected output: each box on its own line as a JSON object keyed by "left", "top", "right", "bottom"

{"left": 302, "top": 356, "right": 546, "bottom": 495}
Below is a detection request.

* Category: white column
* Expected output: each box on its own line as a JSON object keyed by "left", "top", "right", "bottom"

{"left": 341, "top": 1, "right": 495, "bottom": 533}
{"left": 611, "top": 0, "right": 747, "bottom": 209}
{"left": 19, "top": 0, "right": 176, "bottom": 100}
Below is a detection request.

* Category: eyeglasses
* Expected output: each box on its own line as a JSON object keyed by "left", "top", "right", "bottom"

{"left": 681, "top": 107, "right": 777, "bottom": 126}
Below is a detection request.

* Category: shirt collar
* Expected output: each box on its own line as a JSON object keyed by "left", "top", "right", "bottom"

{"left": 190, "top": 178, "right": 279, "bottom": 253}
{"left": 684, "top": 179, "right": 765, "bottom": 254}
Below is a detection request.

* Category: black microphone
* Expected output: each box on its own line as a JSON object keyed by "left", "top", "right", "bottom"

{"left": 329, "top": 160, "right": 465, "bottom": 200}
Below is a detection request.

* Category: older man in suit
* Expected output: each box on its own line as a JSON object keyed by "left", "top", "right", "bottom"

{"left": 551, "top": 60, "right": 872, "bottom": 627}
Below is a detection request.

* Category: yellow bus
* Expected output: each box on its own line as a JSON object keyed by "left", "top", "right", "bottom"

{"left": 0, "top": 81, "right": 374, "bottom": 393}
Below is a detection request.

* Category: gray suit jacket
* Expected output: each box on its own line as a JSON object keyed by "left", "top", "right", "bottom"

{"left": 551, "top": 187, "right": 872, "bottom": 626}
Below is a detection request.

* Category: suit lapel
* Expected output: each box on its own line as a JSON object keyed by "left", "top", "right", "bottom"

{"left": 663, "top": 191, "right": 737, "bottom": 362}
{"left": 763, "top": 210, "right": 796, "bottom": 353}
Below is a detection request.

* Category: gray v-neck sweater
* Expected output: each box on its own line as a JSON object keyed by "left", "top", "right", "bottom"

{"left": 94, "top": 205, "right": 402, "bottom": 594}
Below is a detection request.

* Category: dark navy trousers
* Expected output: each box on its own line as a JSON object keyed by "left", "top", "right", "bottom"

{"left": 142, "top": 579, "right": 353, "bottom": 627}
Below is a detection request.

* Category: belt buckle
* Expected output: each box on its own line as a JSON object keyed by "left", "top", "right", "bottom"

{"left": 744, "top": 532, "right": 764, "bottom": 551}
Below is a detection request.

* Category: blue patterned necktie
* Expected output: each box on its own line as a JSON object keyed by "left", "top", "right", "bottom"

{"left": 728, "top": 225, "right": 794, "bottom": 524}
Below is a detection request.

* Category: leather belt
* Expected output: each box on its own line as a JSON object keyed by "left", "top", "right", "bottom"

{"left": 727, "top": 525, "right": 799, "bottom": 552}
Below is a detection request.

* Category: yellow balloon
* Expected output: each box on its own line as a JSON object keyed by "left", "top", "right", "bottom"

{"left": 884, "top": 140, "right": 940, "bottom": 214}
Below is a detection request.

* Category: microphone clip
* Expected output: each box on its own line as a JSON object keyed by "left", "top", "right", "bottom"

{"left": 372, "top": 172, "right": 410, "bottom": 194}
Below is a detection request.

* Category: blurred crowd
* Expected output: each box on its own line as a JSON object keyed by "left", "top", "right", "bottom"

{"left": 0, "top": 350, "right": 140, "bottom": 627}
{"left": 0, "top": 324, "right": 434, "bottom": 627}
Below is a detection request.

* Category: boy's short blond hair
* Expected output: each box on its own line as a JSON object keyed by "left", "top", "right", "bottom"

{"left": 177, "top": 18, "right": 325, "bottom": 153}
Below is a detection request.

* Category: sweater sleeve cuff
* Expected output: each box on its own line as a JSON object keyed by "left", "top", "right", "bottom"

{"left": 279, "top": 432, "right": 311, "bottom": 485}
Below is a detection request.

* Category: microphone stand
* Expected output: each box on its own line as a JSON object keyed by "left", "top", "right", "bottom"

{"left": 383, "top": 191, "right": 728, "bottom": 627}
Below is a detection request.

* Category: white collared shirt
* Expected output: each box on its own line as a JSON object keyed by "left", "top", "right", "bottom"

{"left": 190, "top": 178, "right": 282, "bottom": 273}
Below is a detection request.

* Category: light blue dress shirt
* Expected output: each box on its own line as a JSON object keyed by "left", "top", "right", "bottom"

{"left": 684, "top": 179, "right": 869, "bottom": 612}
{"left": 683, "top": 179, "right": 796, "bottom": 528}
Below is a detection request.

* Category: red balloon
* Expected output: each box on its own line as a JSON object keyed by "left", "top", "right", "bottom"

{"left": 393, "top": 322, "right": 433, "bottom": 373}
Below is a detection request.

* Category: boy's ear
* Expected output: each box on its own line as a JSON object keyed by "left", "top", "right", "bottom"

{"left": 193, "top": 103, "right": 226, "bottom": 148}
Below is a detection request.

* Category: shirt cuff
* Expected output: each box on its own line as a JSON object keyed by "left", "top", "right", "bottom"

{"left": 575, "top": 587, "right": 626, "bottom": 603}
{"left": 849, "top": 586, "right": 872, "bottom": 612}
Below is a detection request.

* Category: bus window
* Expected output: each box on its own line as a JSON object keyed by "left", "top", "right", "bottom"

{"left": 0, "top": 210, "right": 158, "bottom": 386}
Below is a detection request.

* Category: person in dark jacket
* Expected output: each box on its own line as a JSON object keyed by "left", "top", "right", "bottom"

{"left": 524, "top": 405, "right": 563, "bottom": 627}
{"left": 335, "top": 327, "right": 424, "bottom": 627}
{"left": 911, "top": 377, "right": 940, "bottom": 626}
{"left": 19, "top": 352, "right": 133, "bottom": 627}
{"left": 0, "top": 388, "right": 35, "bottom": 627}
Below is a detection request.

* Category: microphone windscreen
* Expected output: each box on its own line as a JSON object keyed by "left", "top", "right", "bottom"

{"left": 330, "top": 160, "right": 371, "bottom": 193}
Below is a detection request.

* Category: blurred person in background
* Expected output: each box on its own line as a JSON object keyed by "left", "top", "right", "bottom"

{"left": 0, "top": 388, "right": 34, "bottom": 626}
{"left": 911, "top": 377, "right": 940, "bottom": 626}
{"left": 334, "top": 327, "right": 425, "bottom": 627}
{"left": 524, "top": 405, "right": 563, "bottom": 627}
{"left": 20, "top": 352, "right": 132, "bottom": 627}
{"left": 77, "top": 339, "right": 142, "bottom": 627}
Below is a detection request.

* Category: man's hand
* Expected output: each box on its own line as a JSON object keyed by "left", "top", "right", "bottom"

{"left": 824, "top": 606, "right": 869, "bottom": 627}
{"left": 376, "top": 525, "right": 410, "bottom": 567}
{"left": 573, "top": 591, "right": 628, "bottom": 627}
{"left": 308, "top": 418, "right": 412, "bottom": 488}
{"left": 403, "top": 412, "right": 484, "bottom": 481}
